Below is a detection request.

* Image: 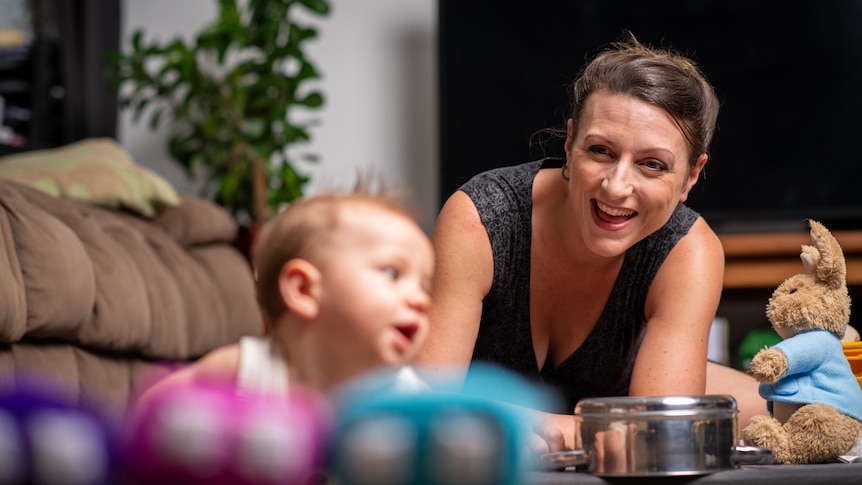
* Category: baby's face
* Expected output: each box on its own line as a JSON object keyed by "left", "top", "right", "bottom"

{"left": 313, "top": 203, "right": 434, "bottom": 378}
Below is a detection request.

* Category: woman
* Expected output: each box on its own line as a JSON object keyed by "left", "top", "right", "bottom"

{"left": 416, "top": 34, "right": 763, "bottom": 451}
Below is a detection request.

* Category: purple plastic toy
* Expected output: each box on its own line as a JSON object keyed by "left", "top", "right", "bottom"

{"left": 120, "top": 378, "right": 332, "bottom": 485}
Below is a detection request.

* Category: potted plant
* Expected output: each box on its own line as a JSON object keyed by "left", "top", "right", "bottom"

{"left": 111, "top": 0, "right": 331, "bottom": 225}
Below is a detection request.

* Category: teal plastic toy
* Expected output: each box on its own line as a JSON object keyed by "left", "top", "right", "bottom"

{"left": 329, "top": 363, "right": 560, "bottom": 485}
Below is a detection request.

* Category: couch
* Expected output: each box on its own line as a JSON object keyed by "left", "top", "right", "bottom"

{"left": 0, "top": 139, "right": 264, "bottom": 424}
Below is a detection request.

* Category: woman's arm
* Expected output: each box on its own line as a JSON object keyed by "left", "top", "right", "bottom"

{"left": 632, "top": 218, "right": 765, "bottom": 431}
{"left": 415, "top": 191, "right": 573, "bottom": 454}
{"left": 630, "top": 217, "right": 725, "bottom": 395}
{"left": 414, "top": 191, "right": 494, "bottom": 371}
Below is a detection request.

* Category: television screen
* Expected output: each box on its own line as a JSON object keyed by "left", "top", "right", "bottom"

{"left": 439, "top": 0, "right": 862, "bottom": 233}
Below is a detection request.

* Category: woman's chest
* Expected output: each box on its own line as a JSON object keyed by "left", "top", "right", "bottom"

{"left": 528, "top": 249, "right": 621, "bottom": 368}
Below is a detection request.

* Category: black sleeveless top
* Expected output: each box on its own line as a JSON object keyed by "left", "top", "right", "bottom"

{"left": 460, "top": 158, "right": 699, "bottom": 412}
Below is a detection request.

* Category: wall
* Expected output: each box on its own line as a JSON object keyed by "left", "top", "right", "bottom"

{"left": 118, "top": 0, "right": 439, "bottom": 230}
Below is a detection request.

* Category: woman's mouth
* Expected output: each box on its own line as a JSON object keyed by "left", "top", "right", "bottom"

{"left": 594, "top": 200, "right": 637, "bottom": 224}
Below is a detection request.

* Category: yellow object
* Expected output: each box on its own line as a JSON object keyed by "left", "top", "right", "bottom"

{"left": 844, "top": 342, "right": 862, "bottom": 388}
{"left": 0, "top": 28, "right": 26, "bottom": 48}
{"left": 846, "top": 356, "right": 862, "bottom": 376}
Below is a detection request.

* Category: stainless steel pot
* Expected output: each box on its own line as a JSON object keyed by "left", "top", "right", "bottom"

{"left": 541, "top": 395, "right": 772, "bottom": 476}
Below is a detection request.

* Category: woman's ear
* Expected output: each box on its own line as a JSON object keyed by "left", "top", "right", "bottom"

{"left": 680, "top": 153, "right": 708, "bottom": 202}
{"left": 564, "top": 118, "right": 575, "bottom": 153}
{"left": 278, "top": 259, "right": 322, "bottom": 320}
{"left": 562, "top": 118, "right": 576, "bottom": 181}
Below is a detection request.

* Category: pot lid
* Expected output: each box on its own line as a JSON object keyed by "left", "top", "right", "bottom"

{"left": 574, "top": 394, "right": 737, "bottom": 417}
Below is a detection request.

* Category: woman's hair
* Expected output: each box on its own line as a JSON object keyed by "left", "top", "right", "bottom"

{"left": 252, "top": 190, "right": 414, "bottom": 327}
{"left": 569, "top": 32, "right": 720, "bottom": 167}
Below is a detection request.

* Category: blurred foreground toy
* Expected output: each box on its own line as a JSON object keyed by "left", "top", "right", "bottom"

{"left": 743, "top": 220, "right": 862, "bottom": 463}
{"left": 120, "top": 378, "right": 332, "bottom": 485}
{"left": 329, "top": 363, "right": 560, "bottom": 485}
{"left": 0, "top": 379, "right": 117, "bottom": 485}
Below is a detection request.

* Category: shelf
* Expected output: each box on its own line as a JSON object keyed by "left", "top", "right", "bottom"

{"left": 719, "top": 230, "right": 862, "bottom": 289}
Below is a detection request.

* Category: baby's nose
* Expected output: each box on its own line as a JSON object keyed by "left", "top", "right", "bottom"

{"left": 406, "top": 284, "right": 431, "bottom": 312}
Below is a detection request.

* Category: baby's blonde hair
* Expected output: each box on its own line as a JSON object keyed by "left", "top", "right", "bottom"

{"left": 252, "top": 189, "right": 416, "bottom": 327}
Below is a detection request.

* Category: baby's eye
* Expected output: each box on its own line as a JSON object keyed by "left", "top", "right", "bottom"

{"left": 382, "top": 267, "right": 399, "bottom": 279}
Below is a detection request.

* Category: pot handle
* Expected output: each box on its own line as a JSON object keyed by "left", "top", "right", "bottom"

{"left": 539, "top": 450, "right": 591, "bottom": 471}
{"left": 733, "top": 445, "right": 774, "bottom": 466}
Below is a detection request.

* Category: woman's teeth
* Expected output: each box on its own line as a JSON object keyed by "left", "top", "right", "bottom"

{"left": 596, "top": 201, "right": 635, "bottom": 217}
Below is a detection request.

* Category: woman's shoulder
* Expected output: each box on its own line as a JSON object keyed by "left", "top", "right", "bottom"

{"left": 629, "top": 206, "right": 720, "bottom": 287}
{"left": 460, "top": 159, "right": 553, "bottom": 191}
{"left": 459, "top": 159, "right": 559, "bottom": 211}
{"left": 666, "top": 203, "right": 701, "bottom": 235}
{"left": 671, "top": 210, "right": 723, "bottom": 257}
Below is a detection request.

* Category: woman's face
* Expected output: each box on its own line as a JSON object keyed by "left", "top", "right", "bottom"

{"left": 563, "top": 90, "right": 707, "bottom": 259}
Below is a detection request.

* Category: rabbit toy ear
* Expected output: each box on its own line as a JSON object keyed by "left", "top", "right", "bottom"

{"left": 807, "top": 220, "right": 847, "bottom": 290}
{"left": 800, "top": 245, "right": 818, "bottom": 275}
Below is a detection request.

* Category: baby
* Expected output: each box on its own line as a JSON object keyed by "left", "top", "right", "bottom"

{"left": 123, "top": 191, "right": 568, "bottom": 484}
{"left": 122, "top": 191, "right": 434, "bottom": 484}
{"left": 134, "top": 190, "right": 434, "bottom": 407}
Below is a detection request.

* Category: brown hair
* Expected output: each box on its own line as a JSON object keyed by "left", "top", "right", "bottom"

{"left": 252, "top": 190, "right": 415, "bottom": 327}
{"left": 569, "top": 32, "right": 720, "bottom": 167}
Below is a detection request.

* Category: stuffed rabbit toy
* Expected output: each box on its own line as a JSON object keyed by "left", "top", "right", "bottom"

{"left": 743, "top": 220, "right": 862, "bottom": 463}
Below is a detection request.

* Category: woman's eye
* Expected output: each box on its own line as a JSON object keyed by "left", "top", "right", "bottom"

{"left": 642, "top": 159, "right": 668, "bottom": 172}
{"left": 382, "top": 267, "right": 399, "bottom": 279}
{"left": 589, "top": 145, "right": 611, "bottom": 156}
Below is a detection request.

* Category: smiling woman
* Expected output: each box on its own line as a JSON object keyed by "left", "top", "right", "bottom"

{"left": 415, "top": 34, "right": 762, "bottom": 454}
{"left": 441, "top": 0, "right": 862, "bottom": 233}
{"left": 561, "top": 91, "right": 707, "bottom": 258}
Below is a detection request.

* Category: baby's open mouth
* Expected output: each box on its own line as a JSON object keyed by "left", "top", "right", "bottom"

{"left": 392, "top": 323, "right": 420, "bottom": 356}
{"left": 395, "top": 323, "right": 419, "bottom": 342}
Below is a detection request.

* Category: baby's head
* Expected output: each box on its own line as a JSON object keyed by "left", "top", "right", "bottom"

{"left": 253, "top": 191, "right": 434, "bottom": 385}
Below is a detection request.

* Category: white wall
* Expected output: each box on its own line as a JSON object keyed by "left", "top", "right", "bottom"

{"left": 118, "top": 0, "right": 439, "bottom": 230}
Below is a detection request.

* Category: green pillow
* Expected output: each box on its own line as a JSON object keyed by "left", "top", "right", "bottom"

{"left": 0, "top": 138, "right": 180, "bottom": 217}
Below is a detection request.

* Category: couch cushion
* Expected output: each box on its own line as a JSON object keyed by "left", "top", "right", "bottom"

{"left": 0, "top": 138, "right": 180, "bottom": 217}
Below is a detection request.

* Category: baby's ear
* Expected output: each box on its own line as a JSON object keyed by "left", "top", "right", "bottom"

{"left": 278, "top": 259, "right": 322, "bottom": 320}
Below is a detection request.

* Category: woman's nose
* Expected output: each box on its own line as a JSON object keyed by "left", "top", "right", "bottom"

{"left": 601, "top": 162, "right": 634, "bottom": 197}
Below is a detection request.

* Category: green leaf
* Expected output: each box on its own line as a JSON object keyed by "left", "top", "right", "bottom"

{"left": 283, "top": 124, "right": 309, "bottom": 143}
{"left": 219, "top": 0, "right": 240, "bottom": 24}
{"left": 132, "top": 98, "right": 150, "bottom": 123}
{"left": 149, "top": 107, "right": 166, "bottom": 130}
{"left": 291, "top": 25, "right": 319, "bottom": 44}
{"left": 116, "top": 0, "right": 331, "bottom": 223}
{"left": 131, "top": 30, "right": 144, "bottom": 50}
{"left": 296, "top": 61, "right": 321, "bottom": 81}
{"left": 298, "top": 91, "right": 324, "bottom": 108}
{"left": 297, "top": 0, "right": 331, "bottom": 16}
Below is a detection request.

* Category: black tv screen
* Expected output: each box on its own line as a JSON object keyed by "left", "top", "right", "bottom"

{"left": 438, "top": 0, "right": 862, "bottom": 233}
